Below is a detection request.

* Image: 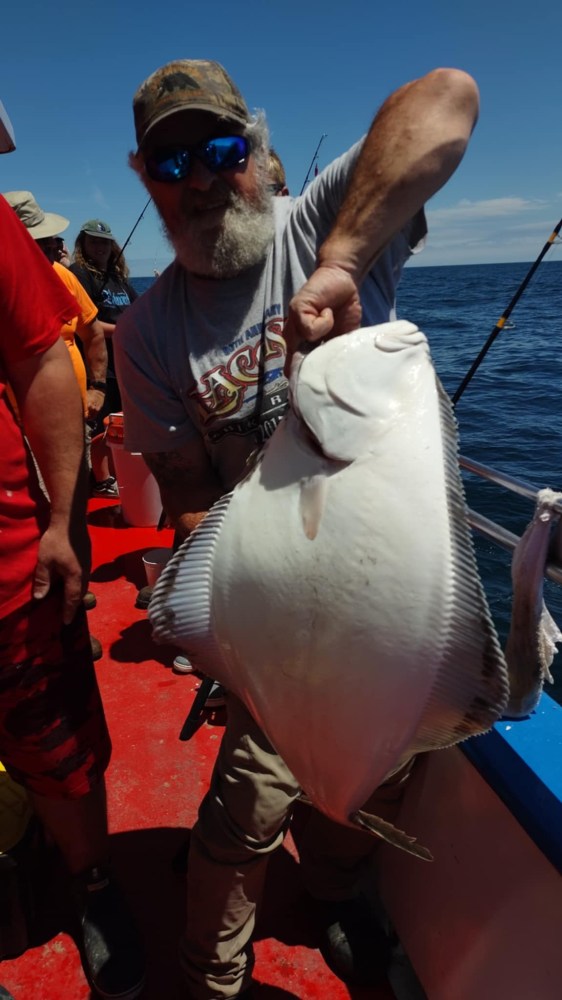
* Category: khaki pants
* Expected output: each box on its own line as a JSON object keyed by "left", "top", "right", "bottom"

{"left": 181, "top": 693, "right": 413, "bottom": 999}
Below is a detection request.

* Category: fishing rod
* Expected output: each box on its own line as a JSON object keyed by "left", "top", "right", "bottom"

{"left": 452, "top": 217, "right": 562, "bottom": 406}
{"left": 116, "top": 196, "right": 152, "bottom": 265}
{"left": 99, "top": 196, "right": 153, "bottom": 294}
{"left": 299, "top": 133, "right": 327, "bottom": 196}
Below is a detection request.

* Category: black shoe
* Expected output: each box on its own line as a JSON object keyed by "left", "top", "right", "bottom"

{"left": 92, "top": 477, "right": 119, "bottom": 498}
{"left": 134, "top": 585, "right": 153, "bottom": 610}
{"left": 72, "top": 866, "right": 145, "bottom": 1000}
{"left": 90, "top": 636, "right": 103, "bottom": 661}
{"left": 83, "top": 591, "right": 97, "bottom": 611}
{"left": 204, "top": 681, "right": 226, "bottom": 709}
{"left": 90, "top": 635, "right": 103, "bottom": 661}
{"left": 172, "top": 654, "right": 194, "bottom": 675}
{"left": 317, "top": 894, "right": 391, "bottom": 987}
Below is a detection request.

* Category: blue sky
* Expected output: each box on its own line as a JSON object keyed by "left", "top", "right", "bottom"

{"left": 2, "top": 0, "right": 562, "bottom": 275}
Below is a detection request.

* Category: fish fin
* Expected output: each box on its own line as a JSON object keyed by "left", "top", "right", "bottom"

{"left": 148, "top": 494, "right": 233, "bottom": 678}
{"left": 350, "top": 809, "right": 433, "bottom": 862}
{"left": 299, "top": 474, "right": 329, "bottom": 539}
{"left": 409, "top": 380, "right": 509, "bottom": 754}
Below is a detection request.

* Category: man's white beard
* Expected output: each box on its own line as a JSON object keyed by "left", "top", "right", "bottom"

{"left": 165, "top": 187, "right": 275, "bottom": 279}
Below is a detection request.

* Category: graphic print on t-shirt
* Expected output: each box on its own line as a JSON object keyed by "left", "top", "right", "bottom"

{"left": 101, "top": 288, "right": 133, "bottom": 311}
{"left": 189, "top": 310, "right": 289, "bottom": 449}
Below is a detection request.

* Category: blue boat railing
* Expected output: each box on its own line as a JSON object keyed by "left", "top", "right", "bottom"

{"left": 459, "top": 454, "right": 562, "bottom": 873}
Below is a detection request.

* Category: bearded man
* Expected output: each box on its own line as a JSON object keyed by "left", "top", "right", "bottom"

{"left": 114, "top": 59, "right": 479, "bottom": 999}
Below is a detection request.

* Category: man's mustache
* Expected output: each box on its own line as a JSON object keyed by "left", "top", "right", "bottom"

{"left": 179, "top": 182, "right": 236, "bottom": 218}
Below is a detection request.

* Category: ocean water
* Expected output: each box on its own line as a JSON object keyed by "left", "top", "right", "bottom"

{"left": 132, "top": 260, "right": 562, "bottom": 705}
{"left": 398, "top": 260, "right": 562, "bottom": 708}
{"left": 131, "top": 277, "right": 155, "bottom": 297}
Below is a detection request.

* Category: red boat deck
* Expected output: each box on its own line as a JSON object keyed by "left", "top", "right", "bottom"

{"left": 1, "top": 497, "right": 397, "bottom": 1000}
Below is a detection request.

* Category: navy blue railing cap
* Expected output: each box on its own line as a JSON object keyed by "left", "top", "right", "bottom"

{"left": 462, "top": 692, "right": 562, "bottom": 873}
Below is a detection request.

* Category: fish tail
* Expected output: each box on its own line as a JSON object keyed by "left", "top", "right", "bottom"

{"left": 350, "top": 809, "right": 433, "bottom": 861}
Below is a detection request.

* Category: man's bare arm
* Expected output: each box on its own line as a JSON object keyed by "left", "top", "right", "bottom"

{"left": 80, "top": 317, "right": 108, "bottom": 419}
{"left": 143, "top": 438, "right": 224, "bottom": 540}
{"left": 98, "top": 320, "right": 116, "bottom": 339}
{"left": 284, "top": 68, "right": 479, "bottom": 359}
{"left": 9, "top": 337, "right": 91, "bottom": 622}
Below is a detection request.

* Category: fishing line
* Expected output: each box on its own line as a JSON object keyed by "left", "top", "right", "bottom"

{"left": 452, "top": 217, "right": 562, "bottom": 406}
{"left": 299, "top": 134, "right": 327, "bottom": 195}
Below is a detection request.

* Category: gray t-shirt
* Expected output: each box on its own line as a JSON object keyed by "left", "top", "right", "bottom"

{"left": 114, "top": 140, "right": 426, "bottom": 491}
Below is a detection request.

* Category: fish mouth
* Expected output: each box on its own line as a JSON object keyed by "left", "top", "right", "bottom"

{"left": 374, "top": 327, "right": 428, "bottom": 353}
{"left": 293, "top": 416, "right": 327, "bottom": 459}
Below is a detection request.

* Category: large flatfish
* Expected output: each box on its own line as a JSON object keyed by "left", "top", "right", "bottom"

{"left": 149, "top": 321, "right": 509, "bottom": 858}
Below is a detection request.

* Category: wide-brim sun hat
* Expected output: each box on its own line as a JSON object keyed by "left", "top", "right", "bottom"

{"left": 3, "top": 190, "right": 69, "bottom": 239}
{"left": 80, "top": 219, "right": 114, "bottom": 240}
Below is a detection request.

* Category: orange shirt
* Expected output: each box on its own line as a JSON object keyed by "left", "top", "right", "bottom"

{"left": 53, "top": 262, "right": 98, "bottom": 412}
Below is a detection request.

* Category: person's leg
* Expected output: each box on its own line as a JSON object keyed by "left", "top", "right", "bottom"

{"left": 293, "top": 758, "right": 416, "bottom": 987}
{"left": 90, "top": 432, "right": 113, "bottom": 485}
{"left": 0, "top": 592, "right": 144, "bottom": 999}
{"left": 0, "top": 593, "right": 112, "bottom": 804}
{"left": 295, "top": 760, "right": 414, "bottom": 901}
{"left": 91, "top": 432, "right": 118, "bottom": 496}
{"left": 30, "top": 780, "right": 109, "bottom": 875}
{"left": 181, "top": 694, "right": 301, "bottom": 1000}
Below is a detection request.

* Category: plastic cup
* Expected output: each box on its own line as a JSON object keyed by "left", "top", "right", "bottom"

{"left": 142, "top": 548, "right": 172, "bottom": 588}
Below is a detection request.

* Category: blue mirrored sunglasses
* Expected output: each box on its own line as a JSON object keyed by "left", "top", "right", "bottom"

{"left": 145, "top": 135, "right": 250, "bottom": 183}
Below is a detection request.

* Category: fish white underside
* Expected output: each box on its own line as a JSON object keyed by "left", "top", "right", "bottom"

{"left": 150, "top": 322, "right": 509, "bottom": 859}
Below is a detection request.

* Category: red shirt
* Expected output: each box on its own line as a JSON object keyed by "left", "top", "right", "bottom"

{"left": 0, "top": 195, "right": 79, "bottom": 616}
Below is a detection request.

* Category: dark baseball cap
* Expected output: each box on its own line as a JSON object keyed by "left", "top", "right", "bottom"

{"left": 81, "top": 219, "right": 114, "bottom": 239}
{"left": 133, "top": 59, "right": 250, "bottom": 150}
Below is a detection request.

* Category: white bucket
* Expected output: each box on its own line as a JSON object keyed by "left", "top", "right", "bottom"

{"left": 142, "top": 547, "right": 173, "bottom": 588}
{"left": 108, "top": 442, "right": 162, "bottom": 527}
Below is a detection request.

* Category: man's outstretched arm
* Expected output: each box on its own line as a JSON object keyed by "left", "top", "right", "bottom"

{"left": 284, "top": 68, "right": 479, "bottom": 359}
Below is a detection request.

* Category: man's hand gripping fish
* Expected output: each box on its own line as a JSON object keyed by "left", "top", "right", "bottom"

{"left": 149, "top": 320, "right": 510, "bottom": 860}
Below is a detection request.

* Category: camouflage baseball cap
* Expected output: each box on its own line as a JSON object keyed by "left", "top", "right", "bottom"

{"left": 133, "top": 59, "right": 250, "bottom": 149}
